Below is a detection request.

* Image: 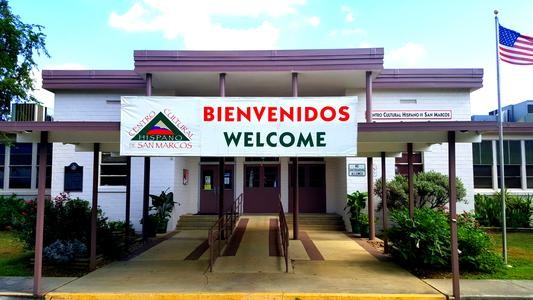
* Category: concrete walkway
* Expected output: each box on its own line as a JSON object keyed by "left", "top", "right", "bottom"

{"left": 424, "top": 279, "right": 533, "bottom": 300}
{"left": 42, "top": 215, "right": 443, "bottom": 299}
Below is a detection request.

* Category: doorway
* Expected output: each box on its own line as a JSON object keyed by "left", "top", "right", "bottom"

{"left": 289, "top": 160, "right": 326, "bottom": 213}
{"left": 243, "top": 158, "right": 280, "bottom": 213}
{"left": 199, "top": 161, "right": 235, "bottom": 214}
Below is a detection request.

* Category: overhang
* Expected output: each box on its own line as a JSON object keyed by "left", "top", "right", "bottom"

{"left": 2, "top": 121, "right": 527, "bottom": 157}
{"left": 42, "top": 70, "right": 146, "bottom": 92}
{"left": 374, "top": 69, "right": 483, "bottom": 91}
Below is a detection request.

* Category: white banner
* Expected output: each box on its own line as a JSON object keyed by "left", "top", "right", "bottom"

{"left": 120, "top": 96, "right": 357, "bottom": 157}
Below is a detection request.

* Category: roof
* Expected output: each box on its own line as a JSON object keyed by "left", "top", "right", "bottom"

{"left": 373, "top": 69, "right": 483, "bottom": 90}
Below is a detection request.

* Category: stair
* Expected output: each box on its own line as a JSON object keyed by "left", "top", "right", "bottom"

{"left": 176, "top": 213, "right": 345, "bottom": 231}
{"left": 176, "top": 214, "right": 218, "bottom": 230}
{"left": 286, "top": 213, "right": 345, "bottom": 231}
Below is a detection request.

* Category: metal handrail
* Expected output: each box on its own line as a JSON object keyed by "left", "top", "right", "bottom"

{"left": 278, "top": 194, "right": 289, "bottom": 273}
{"left": 207, "top": 193, "right": 243, "bottom": 272}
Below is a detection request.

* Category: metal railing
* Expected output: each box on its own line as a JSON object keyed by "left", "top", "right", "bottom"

{"left": 278, "top": 194, "right": 289, "bottom": 273}
{"left": 207, "top": 193, "right": 243, "bottom": 272}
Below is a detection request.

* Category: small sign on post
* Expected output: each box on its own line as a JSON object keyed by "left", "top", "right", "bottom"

{"left": 348, "top": 163, "right": 366, "bottom": 177}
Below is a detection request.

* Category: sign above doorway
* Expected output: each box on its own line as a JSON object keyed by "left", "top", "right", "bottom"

{"left": 120, "top": 96, "right": 357, "bottom": 157}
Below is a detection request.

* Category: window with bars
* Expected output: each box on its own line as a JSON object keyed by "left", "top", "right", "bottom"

{"left": 99, "top": 152, "right": 127, "bottom": 186}
{"left": 472, "top": 141, "right": 493, "bottom": 188}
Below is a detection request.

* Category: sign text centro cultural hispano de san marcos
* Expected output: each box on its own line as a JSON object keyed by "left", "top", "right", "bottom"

{"left": 120, "top": 96, "right": 357, "bottom": 157}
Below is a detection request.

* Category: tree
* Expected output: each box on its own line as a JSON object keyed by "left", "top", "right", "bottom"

{"left": 0, "top": 0, "right": 48, "bottom": 120}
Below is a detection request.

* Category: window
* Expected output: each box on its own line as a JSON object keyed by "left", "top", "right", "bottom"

{"left": 99, "top": 152, "right": 127, "bottom": 186}
{"left": 395, "top": 152, "right": 423, "bottom": 176}
{"left": 526, "top": 141, "right": 533, "bottom": 188}
{"left": 36, "top": 143, "right": 53, "bottom": 188}
{"left": 496, "top": 141, "right": 521, "bottom": 188}
{"left": 528, "top": 105, "right": 533, "bottom": 114}
{"left": 9, "top": 143, "right": 32, "bottom": 188}
{"left": 472, "top": 141, "right": 493, "bottom": 188}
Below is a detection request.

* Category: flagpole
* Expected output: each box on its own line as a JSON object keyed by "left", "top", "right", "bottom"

{"left": 494, "top": 10, "right": 508, "bottom": 265}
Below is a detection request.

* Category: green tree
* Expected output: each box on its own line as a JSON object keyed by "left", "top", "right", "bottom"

{"left": 0, "top": 0, "right": 48, "bottom": 120}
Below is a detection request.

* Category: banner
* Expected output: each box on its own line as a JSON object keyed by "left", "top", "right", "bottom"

{"left": 120, "top": 96, "right": 357, "bottom": 157}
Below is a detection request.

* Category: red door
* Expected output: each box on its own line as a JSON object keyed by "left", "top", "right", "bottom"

{"left": 289, "top": 163, "right": 326, "bottom": 213}
{"left": 199, "top": 164, "right": 234, "bottom": 214}
{"left": 243, "top": 164, "right": 280, "bottom": 213}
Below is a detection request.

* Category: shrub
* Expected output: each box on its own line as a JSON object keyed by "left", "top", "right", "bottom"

{"left": 388, "top": 208, "right": 503, "bottom": 273}
{"left": 0, "top": 194, "right": 26, "bottom": 229}
{"left": 43, "top": 239, "right": 87, "bottom": 264}
{"left": 375, "top": 171, "right": 466, "bottom": 211}
{"left": 475, "top": 191, "right": 532, "bottom": 228}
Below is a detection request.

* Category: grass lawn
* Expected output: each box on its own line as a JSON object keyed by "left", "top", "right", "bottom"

{"left": 0, "top": 230, "right": 32, "bottom": 276}
{"left": 462, "top": 231, "right": 533, "bottom": 279}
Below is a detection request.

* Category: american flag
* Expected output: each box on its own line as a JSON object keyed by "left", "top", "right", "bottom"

{"left": 499, "top": 24, "right": 533, "bottom": 65}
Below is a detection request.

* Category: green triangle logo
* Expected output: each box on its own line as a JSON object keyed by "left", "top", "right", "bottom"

{"left": 132, "top": 112, "right": 190, "bottom": 141}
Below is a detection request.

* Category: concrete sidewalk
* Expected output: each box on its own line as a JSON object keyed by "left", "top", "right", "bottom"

{"left": 0, "top": 276, "right": 76, "bottom": 298}
{"left": 424, "top": 279, "right": 533, "bottom": 300}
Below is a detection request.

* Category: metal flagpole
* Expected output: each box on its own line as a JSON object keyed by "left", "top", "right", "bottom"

{"left": 494, "top": 10, "right": 508, "bottom": 265}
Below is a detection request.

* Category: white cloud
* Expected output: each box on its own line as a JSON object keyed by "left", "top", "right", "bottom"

{"left": 385, "top": 42, "right": 427, "bottom": 67}
{"left": 341, "top": 5, "right": 354, "bottom": 23}
{"left": 305, "top": 16, "right": 320, "bottom": 27}
{"left": 109, "top": 0, "right": 306, "bottom": 49}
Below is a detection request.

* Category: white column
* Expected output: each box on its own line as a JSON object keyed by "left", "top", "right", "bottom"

{"left": 235, "top": 157, "right": 244, "bottom": 198}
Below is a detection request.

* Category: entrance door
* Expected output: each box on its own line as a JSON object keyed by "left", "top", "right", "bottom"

{"left": 289, "top": 163, "right": 326, "bottom": 213}
{"left": 244, "top": 164, "right": 280, "bottom": 213}
{"left": 199, "top": 164, "right": 234, "bottom": 214}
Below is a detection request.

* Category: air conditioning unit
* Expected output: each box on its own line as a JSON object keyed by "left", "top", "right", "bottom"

{"left": 11, "top": 103, "right": 46, "bottom": 121}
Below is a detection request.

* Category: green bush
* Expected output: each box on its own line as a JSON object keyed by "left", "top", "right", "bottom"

{"left": 475, "top": 191, "right": 532, "bottom": 228}
{"left": 16, "top": 193, "right": 125, "bottom": 259}
{"left": 375, "top": 171, "right": 466, "bottom": 211}
{"left": 0, "top": 194, "right": 26, "bottom": 229}
{"left": 388, "top": 208, "right": 503, "bottom": 273}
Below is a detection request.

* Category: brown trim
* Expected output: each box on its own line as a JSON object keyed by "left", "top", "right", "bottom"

{"left": 269, "top": 218, "right": 282, "bottom": 257}
{"left": 222, "top": 218, "right": 248, "bottom": 256}
{"left": 42, "top": 70, "right": 146, "bottom": 91}
{"left": 374, "top": 68, "right": 483, "bottom": 90}
{"left": 299, "top": 231, "right": 324, "bottom": 261}
{"left": 0, "top": 121, "right": 120, "bottom": 132}
{"left": 134, "top": 48, "right": 384, "bottom": 72}
{"left": 33, "top": 131, "right": 48, "bottom": 297}
{"left": 184, "top": 239, "right": 209, "bottom": 260}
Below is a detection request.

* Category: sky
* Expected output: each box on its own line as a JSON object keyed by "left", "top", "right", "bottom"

{"left": 10, "top": 0, "right": 533, "bottom": 115}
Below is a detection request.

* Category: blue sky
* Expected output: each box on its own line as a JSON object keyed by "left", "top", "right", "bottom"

{"left": 10, "top": 0, "right": 533, "bottom": 114}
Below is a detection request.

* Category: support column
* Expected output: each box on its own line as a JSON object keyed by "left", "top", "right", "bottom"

{"left": 407, "top": 143, "right": 414, "bottom": 219}
{"left": 381, "top": 152, "right": 389, "bottom": 253}
{"left": 292, "top": 72, "right": 299, "bottom": 240}
{"left": 142, "top": 73, "right": 152, "bottom": 241}
{"left": 142, "top": 157, "right": 151, "bottom": 240}
{"left": 365, "top": 71, "right": 375, "bottom": 240}
{"left": 448, "top": 131, "right": 460, "bottom": 300}
{"left": 33, "top": 131, "right": 48, "bottom": 297}
{"left": 218, "top": 73, "right": 226, "bottom": 221}
{"left": 125, "top": 156, "right": 131, "bottom": 247}
{"left": 90, "top": 143, "right": 99, "bottom": 270}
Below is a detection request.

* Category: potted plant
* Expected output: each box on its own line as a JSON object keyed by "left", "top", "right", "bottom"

{"left": 345, "top": 191, "right": 367, "bottom": 234}
{"left": 359, "top": 214, "right": 369, "bottom": 238}
{"left": 149, "top": 189, "right": 178, "bottom": 233}
{"left": 140, "top": 214, "right": 158, "bottom": 237}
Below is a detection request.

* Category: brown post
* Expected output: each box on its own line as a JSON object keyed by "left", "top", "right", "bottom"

{"left": 365, "top": 71, "right": 375, "bottom": 240}
{"left": 33, "top": 131, "right": 48, "bottom": 297}
{"left": 365, "top": 71, "right": 372, "bottom": 122}
{"left": 218, "top": 73, "right": 226, "bottom": 223}
{"left": 90, "top": 143, "right": 100, "bottom": 270}
{"left": 142, "top": 73, "right": 152, "bottom": 240}
{"left": 142, "top": 157, "right": 151, "bottom": 240}
{"left": 292, "top": 72, "right": 299, "bottom": 240}
{"left": 407, "top": 143, "right": 415, "bottom": 219}
{"left": 367, "top": 157, "right": 375, "bottom": 240}
{"left": 381, "top": 152, "right": 389, "bottom": 253}
{"left": 125, "top": 156, "right": 131, "bottom": 247}
{"left": 448, "top": 131, "right": 460, "bottom": 300}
